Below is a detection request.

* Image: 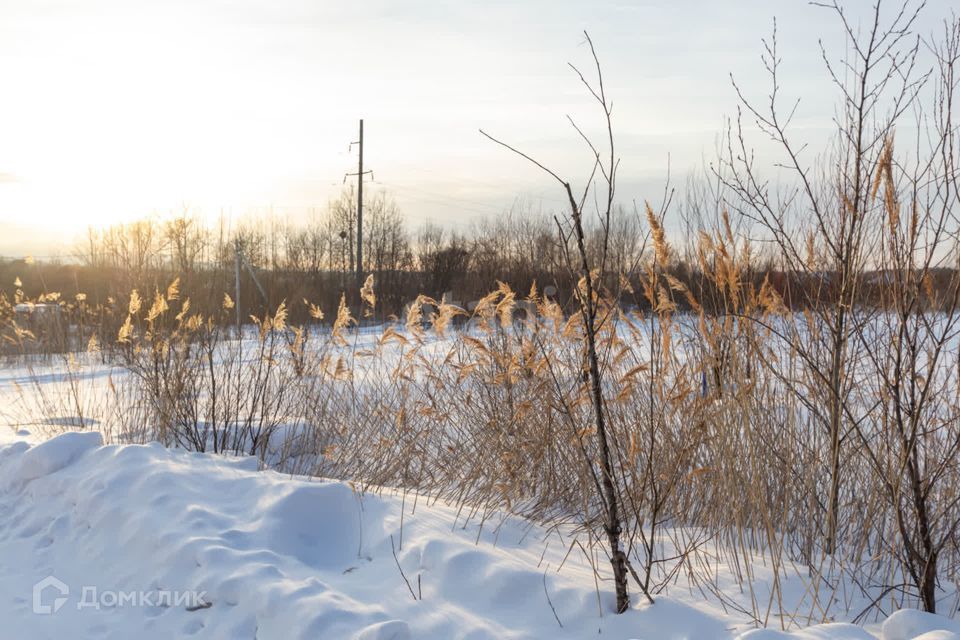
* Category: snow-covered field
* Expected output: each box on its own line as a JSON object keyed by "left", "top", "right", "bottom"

{"left": 1, "top": 331, "right": 959, "bottom": 640}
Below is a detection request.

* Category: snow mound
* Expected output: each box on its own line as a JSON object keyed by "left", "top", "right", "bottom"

{"left": 882, "top": 610, "right": 960, "bottom": 640}
{"left": 14, "top": 430, "right": 102, "bottom": 482}
{"left": 913, "top": 632, "right": 960, "bottom": 640}
{"left": 256, "top": 481, "right": 366, "bottom": 569}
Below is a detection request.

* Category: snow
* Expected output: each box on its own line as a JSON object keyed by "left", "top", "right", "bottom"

{"left": 15, "top": 430, "right": 102, "bottom": 482}
{"left": 0, "top": 429, "right": 956, "bottom": 639}
{"left": 738, "top": 625, "right": 874, "bottom": 639}
{"left": 881, "top": 611, "right": 960, "bottom": 640}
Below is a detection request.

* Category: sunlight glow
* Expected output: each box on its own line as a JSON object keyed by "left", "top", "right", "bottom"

{"left": 0, "top": 0, "right": 952, "bottom": 254}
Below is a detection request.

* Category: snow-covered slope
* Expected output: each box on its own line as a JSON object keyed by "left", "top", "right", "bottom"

{"left": 0, "top": 431, "right": 956, "bottom": 640}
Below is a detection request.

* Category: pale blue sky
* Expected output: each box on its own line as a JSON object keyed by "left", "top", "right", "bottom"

{"left": 0, "top": 0, "right": 953, "bottom": 255}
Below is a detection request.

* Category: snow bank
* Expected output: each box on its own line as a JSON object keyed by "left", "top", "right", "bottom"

{"left": 0, "top": 431, "right": 957, "bottom": 639}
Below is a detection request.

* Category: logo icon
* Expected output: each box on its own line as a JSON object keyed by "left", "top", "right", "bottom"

{"left": 33, "top": 576, "right": 69, "bottom": 614}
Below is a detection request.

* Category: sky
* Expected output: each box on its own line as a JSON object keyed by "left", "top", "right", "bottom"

{"left": 0, "top": 0, "right": 954, "bottom": 257}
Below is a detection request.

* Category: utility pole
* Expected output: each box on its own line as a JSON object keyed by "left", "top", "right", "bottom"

{"left": 345, "top": 119, "right": 373, "bottom": 279}
{"left": 234, "top": 238, "right": 242, "bottom": 337}
{"left": 357, "top": 119, "right": 363, "bottom": 279}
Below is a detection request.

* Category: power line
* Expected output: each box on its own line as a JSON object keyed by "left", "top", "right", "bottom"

{"left": 374, "top": 165, "right": 571, "bottom": 205}
{"left": 373, "top": 181, "right": 507, "bottom": 215}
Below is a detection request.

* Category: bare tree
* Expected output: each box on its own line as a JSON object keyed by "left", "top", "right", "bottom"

{"left": 720, "top": 1, "right": 926, "bottom": 555}
{"left": 851, "top": 16, "right": 960, "bottom": 612}
{"left": 482, "top": 31, "right": 642, "bottom": 613}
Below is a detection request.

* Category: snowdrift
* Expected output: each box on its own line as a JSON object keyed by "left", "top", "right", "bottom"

{"left": 0, "top": 432, "right": 957, "bottom": 640}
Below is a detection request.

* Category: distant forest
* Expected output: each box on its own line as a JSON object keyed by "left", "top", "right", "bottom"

{"left": 5, "top": 181, "right": 955, "bottom": 333}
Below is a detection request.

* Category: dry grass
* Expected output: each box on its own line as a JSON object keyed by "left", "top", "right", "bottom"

{"left": 4, "top": 231, "right": 958, "bottom": 626}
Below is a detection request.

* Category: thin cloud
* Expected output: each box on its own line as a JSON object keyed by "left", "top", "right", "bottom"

{"left": 0, "top": 173, "right": 19, "bottom": 184}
